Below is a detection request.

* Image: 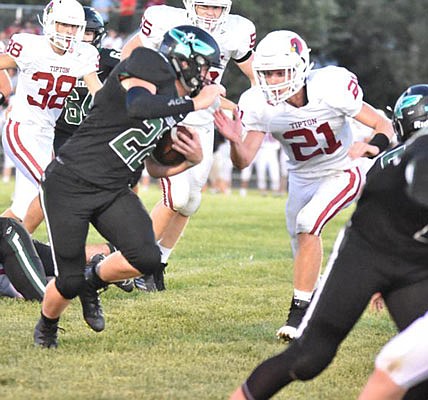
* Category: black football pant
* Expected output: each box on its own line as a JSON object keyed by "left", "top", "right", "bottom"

{"left": 243, "top": 226, "right": 428, "bottom": 399}
{"left": 40, "top": 161, "right": 161, "bottom": 299}
{"left": 0, "top": 217, "right": 47, "bottom": 301}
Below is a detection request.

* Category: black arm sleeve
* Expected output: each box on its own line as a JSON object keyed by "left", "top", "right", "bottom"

{"left": 126, "top": 86, "right": 195, "bottom": 120}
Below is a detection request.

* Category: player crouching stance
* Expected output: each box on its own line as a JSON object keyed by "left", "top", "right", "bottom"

{"left": 34, "top": 25, "right": 224, "bottom": 348}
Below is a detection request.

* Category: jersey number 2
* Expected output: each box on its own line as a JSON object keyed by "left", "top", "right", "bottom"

{"left": 283, "top": 122, "right": 342, "bottom": 161}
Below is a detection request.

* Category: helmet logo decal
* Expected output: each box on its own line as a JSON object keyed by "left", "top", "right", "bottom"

{"left": 290, "top": 37, "right": 303, "bottom": 55}
{"left": 170, "top": 28, "right": 216, "bottom": 57}
{"left": 395, "top": 95, "right": 423, "bottom": 118}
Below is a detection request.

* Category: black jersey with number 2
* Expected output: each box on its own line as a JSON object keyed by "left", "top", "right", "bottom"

{"left": 58, "top": 47, "right": 182, "bottom": 190}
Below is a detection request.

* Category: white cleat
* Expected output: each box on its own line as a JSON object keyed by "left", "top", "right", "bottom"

{"left": 276, "top": 324, "right": 297, "bottom": 342}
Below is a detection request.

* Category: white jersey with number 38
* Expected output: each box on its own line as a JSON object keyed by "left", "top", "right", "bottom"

{"left": 240, "top": 66, "right": 364, "bottom": 176}
{"left": 6, "top": 33, "right": 99, "bottom": 130}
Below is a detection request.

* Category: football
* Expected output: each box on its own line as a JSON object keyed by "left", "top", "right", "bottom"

{"left": 152, "top": 125, "right": 193, "bottom": 166}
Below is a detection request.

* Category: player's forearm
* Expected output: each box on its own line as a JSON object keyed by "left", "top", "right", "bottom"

{"left": 126, "top": 87, "right": 194, "bottom": 120}
{"left": 145, "top": 157, "right": 197, "bottom": 178}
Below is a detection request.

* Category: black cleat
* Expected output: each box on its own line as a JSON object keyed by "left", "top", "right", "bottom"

{"left": 113, "top": 279, "right": 134, "bottom": 293}
{"left": 79, "top": 255, "right": 108, "bottom": 332}
{"left": 134, "top": 274, "right": 156, "bottom": 292}
{"left": 276, "top": 298, "right": 311, "bottom": 341}
{"left": 154, "top": 263, "right": 167, "bottom": 291}
{"left": 34, "top": 317, "right": 59, "bottom": 349}
{"left": 134, "top": 263, "right": 167, "bottom": 292}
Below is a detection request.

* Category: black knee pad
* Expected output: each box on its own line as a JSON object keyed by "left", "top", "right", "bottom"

{"left": 125, "top": 244, "right": 161, "bottom": 276}
{"left": 55, "top": 273, "right": 86, "bottom": 299}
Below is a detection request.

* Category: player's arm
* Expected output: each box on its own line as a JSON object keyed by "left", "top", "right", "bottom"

{"left": 145, "top": 128, "right": 203, "bottom": 178}
{"left": 214, "top": 107, "right": 264, "bottom": 169}
{"left": 120, "top": 33, "right": 142, "bottom": 60}
{"left": 122, "top": 76, "right": 223, "bottom": 120}
{"left": 83, "top": 71, "right": 103, "bottom": 96}
{"left": 348, "top": 102, "right": 394, "bottom": 159}
{"left": 235, "top": 52, "right": 255, "bottom": 86}
{"left": 0, "top": 54, "right": 16, "bottom": 103}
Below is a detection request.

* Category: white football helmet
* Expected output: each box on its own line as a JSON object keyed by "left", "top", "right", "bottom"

{"left": 253, "top": 30, "right": 313, "bottom": 105}
{"left": 41, "top": 0, "right": 86, "bottom": 52}
{"left": 182, "top": 0, "right": 231, "bottom": 32}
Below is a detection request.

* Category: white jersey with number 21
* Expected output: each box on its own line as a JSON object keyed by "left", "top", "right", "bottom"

{"left": 240, "top": 66, "right": 364, "bottom": 177}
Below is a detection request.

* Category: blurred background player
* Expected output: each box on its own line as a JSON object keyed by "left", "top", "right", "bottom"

{"left": 121, "top": 0, "right": 256, "bottom": 291}
{"left": 0, "top": 0, "right": 102, "bottom": 234}
{"left": 253, "top": 132, "right": 281, "bottom": 196}
{"left": 215, "top": 30, "right": 394, "bottom": 341}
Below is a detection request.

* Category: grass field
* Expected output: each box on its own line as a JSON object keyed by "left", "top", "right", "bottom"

{"left": 0, "top": 180, "right": 396, "bottom": 400}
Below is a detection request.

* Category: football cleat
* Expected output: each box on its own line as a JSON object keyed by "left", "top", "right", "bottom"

{"left": 154, "top": 262, "right": 167, "bottom": 291}
{"left": 113, "top": 279, "right": 134, "bottom": 293}
{"left": 79, "top": 254, "right": 108, "bottom": 332}
{"left": 34, "top": 317, "right": 59, "bottom": 349}
{"left": 134, "top": 274, "right": 157, "bottom": 292}
{"left": 276, "top": 298, "right": 311, "bottom": 341}
{"left": 134, "top": 263, "right": 168, "bottom": 292}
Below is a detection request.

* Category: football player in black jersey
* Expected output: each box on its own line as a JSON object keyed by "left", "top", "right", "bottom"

{"left": 33, "top": 25, "right": 224, "bottom": 348}
{"left": 54, "top": 6, "right": 121, "bottom": 153}
{"left": 230, "top": 85, "right": 428, "bottom": 400}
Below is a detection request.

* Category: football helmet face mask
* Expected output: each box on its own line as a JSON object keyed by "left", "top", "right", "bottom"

{"left": 159, "top": 25, "right": 222, "bottom": 96}
{"left": 83, "top": 6, "right": 106, "bottom": 49}
{"left": 253, "top": 30, "right": 313, "bottom": 106}
{"left": 182, "top": 0, "right": 231, "bottom": 32}
{"left": 42, "top": 0, "right": 86, "bottom": 52}
{"left": 393, "top": 84, "right": 428, "bottom": 143}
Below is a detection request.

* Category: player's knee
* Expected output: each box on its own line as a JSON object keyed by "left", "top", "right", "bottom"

{"left": 290, "top": 341, "right": 336, "bottom": 381}
{"left": 128, "top": 245, "right": 161, "bottom": 276}
{"left": 177, "top": 192, "right": 201, "bottom": 217}
{"left": 55, "top": 273, "right": 86, "bottom": 299}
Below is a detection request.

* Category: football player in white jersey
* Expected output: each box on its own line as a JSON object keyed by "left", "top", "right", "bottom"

{"left": 214, "top": 30, "right": 395, "bottom": 341}
{"left": 0, "top": 0, "right": 102, "bottom": 232}
{"left": 121, "top": 0, "right": 256, "bottom": 290}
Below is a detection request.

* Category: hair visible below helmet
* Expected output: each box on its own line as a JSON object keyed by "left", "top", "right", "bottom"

{"left": 159, "top": 25, "right": 221, "bottom": 96}
{"left": 42, "top": 0, "right": 86, "bottom": 52}
{"left": 83, "top": 6, "right": 105, "bottom": 49}
{"left": 253, "top": 30, "right": 312, "bottom": 106}
{"left": 393, "top": 84, "right": 428, "bottom": 143}
{"left": 182, "top": 0, "right": 231, "bottom": 32}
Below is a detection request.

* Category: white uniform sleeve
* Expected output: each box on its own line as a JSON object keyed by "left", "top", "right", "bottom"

{"left": 239, "top": 87, "right": 268, "bottom": 132}
{"left": 77, "top": 43, "right": 100, "bottom": 78}
{"left": 6, "top": 33, "right": 32, "bottom": 70}
{"left": 226, "top": 15, "right": 256, "bottom": 62}
{"left": 319, "top": 66, "right": 364, "bottom": 117}
{"left": 138, "top": 5, "right": 186, "bottom": 50}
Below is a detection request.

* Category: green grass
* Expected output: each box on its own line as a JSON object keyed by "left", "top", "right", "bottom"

{"left": 0, "top": 180, "right": 396, "bottom": 399}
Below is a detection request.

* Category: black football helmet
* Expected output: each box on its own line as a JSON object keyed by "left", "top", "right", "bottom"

{"left": 159, "top": 25, "right": 222, "bottom": 96}
{"left": 83, "top": 6, "right": 106, "bottom": 49}
{"left": 393, "top": 84, "right": 428, "bottom": 143}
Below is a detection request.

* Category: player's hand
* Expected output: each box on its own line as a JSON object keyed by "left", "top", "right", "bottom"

{"left": 214, "top": 107, "right": 243, "bottom": 143}
{"left": 192, "top": 84, "right": 225, "bottom": 110}
{"left": 171, "top": 126, "right": 202, "bottom": 165}
{"left": 348, "top": 141, "right": 381, "bottom": 159}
